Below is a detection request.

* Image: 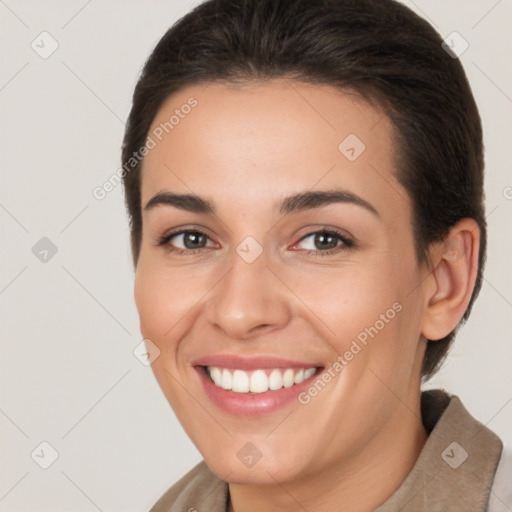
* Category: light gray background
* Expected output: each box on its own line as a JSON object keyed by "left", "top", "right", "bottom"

{"left": 1, "top": 1, "right": 511, "bottom": 510}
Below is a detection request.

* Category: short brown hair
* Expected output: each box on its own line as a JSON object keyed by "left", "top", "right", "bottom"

{"left": 121, "top": 0, "right": 486, "bottom": 379}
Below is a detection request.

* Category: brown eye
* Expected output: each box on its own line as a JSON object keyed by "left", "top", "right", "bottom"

{"left": 294, "top": 229, "right": 354, "bottom": 257}
{"left": 157, "top": 229, "right": 218, "bottom": 254}
{"left": 179, "top": 231, "right": 208, "bottom": 249}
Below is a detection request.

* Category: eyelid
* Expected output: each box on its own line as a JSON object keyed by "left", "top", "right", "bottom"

{"left": 290, "top": 226, "right": 354, "bottom": 251}
{"left": 292, "top": 223, "right": 354, "bottom": 241}
{"left": 154, "top": 226, "right": 219, "bottom": 248}
{"left": 155, "top": 223, "right": 216, "bottom": 242}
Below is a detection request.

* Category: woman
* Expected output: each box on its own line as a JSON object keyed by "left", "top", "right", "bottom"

{"left": 121, "top": 0, "right": 511, "bottom": 510}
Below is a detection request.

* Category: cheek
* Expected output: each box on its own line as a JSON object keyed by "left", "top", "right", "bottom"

{"left": 287, "top": 259, "right": 419, "bottom": 371}
{"left": 134, "top": 267, "right": 164, "bottom": 341}
{"left": 133, "top": 263, "right": 191, "bottom": 349}
{"left": 287, "top": 263, "right": 398, "bottom": 337}
{"left": 133, "top": 263, "right": 201, "bottom": 409}
{"left": 133, "top": 259, "right": 222, "bottom": 357}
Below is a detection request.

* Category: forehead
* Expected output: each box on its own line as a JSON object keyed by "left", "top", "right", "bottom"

{"left": 140, "top": 78, "right": 409, "bottom": 222}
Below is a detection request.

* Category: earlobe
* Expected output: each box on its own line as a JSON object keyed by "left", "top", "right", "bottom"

{"left": 421, "top": 218, "right": 480, "bottom": 341}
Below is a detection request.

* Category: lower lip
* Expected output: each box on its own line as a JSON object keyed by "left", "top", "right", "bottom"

{"left": 194, "top": 366, "right": 322, "bottom": 417}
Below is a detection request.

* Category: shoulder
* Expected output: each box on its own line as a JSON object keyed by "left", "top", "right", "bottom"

{"left": 149, "top": 460, "right": 229, "bottom": 512}
{"left": 375, "top": 389, "right": 506, "bottom": 511}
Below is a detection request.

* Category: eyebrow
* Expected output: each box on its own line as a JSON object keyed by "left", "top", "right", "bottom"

{"left": 143, "top": 189, "right": 379, "bottom": 217}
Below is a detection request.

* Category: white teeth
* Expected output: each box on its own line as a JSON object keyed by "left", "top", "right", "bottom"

{"left": 210, "top": 367, "right": 222, "bottom": 386}
{"left": 232, "top": 369, "right": 249, "bottom": 392}
{"left": 304, "top": 367, "right": 316, "bottom": 379}
{"left": 249, "top": 370, "right": 268, "bottom": 393}
{"left": 268, "top": 369, "right": 283, "bottom": 390}
{"left": 294, "top": 369, "right": 304, "bottom": 384}
{"left": 206, "top": 366, "right": 318, "bottom": 393}
{"left": 221, "top": 368, "right": 232, "bottom": 390}
{"left": 283, "top": 368, "right": 295, "bottom": 388}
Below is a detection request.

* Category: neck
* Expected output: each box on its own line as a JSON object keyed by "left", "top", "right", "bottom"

{"left": 227, "top": 395, "right": 428, "bottom": 512}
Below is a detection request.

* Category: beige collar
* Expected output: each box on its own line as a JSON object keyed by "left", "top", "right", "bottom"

{"left": 375, "top": 389, "right": 503, "bottom": 511}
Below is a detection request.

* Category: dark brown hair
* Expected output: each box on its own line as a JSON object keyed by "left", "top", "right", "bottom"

{"left": 121, "top": 0, "right": 486, "bottom": 380}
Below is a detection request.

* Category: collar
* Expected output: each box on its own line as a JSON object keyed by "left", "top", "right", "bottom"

{"left": 375, "top": 389, "right": 503, "bottom": 511}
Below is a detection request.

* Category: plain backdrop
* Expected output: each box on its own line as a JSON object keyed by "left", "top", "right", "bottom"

{"left": 1, "top": 1, "right": 511, "bottom": 510}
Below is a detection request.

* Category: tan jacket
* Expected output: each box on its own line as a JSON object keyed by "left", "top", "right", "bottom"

{"left": 149, "top": 389, "right": 510, "bottom": 511}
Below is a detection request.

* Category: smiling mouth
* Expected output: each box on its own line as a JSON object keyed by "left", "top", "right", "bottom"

{"left": 201, "top": 365, "right": 322, "bottom": 394}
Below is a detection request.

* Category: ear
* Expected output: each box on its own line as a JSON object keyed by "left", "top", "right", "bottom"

{"left": 421, "top": 218, "right": 481, "bottom": 341}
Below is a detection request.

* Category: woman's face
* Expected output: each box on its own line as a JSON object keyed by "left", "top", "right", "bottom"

{"left": 134, "top": 79, "right": 429, "bottom": 484}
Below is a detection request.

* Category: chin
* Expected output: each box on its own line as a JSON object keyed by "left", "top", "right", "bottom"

{"left": 201, "top": 447, "right": 306, "bottom": 486}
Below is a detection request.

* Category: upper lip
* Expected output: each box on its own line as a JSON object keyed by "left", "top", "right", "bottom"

{"left": 190, "top": 354, "right": 323, "bottom": 371}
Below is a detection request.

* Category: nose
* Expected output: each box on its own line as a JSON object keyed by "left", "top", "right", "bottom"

{"left": 206, "top": 246, "right": 292, "bottom": 340}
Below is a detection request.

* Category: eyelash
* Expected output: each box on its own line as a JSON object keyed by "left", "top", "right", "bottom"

{"left": 155, "top": 227, "right": 354, "bottom": 258}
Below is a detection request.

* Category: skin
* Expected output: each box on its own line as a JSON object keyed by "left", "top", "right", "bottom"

{"left": 133, "top": 78, "right": 480, "bottom": 512}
